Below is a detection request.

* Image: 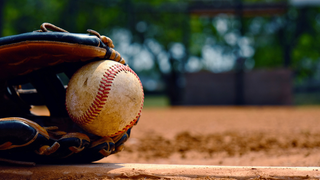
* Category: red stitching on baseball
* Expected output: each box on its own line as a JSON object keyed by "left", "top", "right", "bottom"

{"left": 100, "top": 80, "right": 109, "bottom": 86}
{"left": 70, "top": 62, "right": 144, "bottom": 137}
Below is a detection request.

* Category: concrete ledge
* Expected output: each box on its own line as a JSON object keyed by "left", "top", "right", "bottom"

{"left": 0, "top": 163, "right": 319, "bottom": 179}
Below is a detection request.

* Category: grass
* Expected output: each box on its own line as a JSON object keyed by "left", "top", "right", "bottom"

{"left": 294, "top": 92, "right": 320, "bottom": 105}
{"left": 143, "top": 93, "right": 320, "bottom": 107}
{"left": 143, "top": 95, "right": 170, "bottom": 108}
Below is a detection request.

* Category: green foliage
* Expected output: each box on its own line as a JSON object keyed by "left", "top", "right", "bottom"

{"left": 1, "top": 0, "right": 320, "bottom": 87}
{"left": 243, "top": 0, "right": 285, "bottom": 2}
{"left": 254, "top": 44, "right": 283, "bottom": 68}
{"left": 1, "top": 0, "right": 128, "bottom": 36}
{"left": 293, "top": 33, "right": 320, "bottom": 63}
{"left": 3, "top": 0, "right": 66, "bottom": 35}
{"left": 292, "top": 33, "right": 320, "bottom": 82}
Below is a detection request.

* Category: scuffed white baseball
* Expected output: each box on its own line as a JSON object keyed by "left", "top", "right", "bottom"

{"left": 66, "top": 60, "right": 144, "bottom": 137}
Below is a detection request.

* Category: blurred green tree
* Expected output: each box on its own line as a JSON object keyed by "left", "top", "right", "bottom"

{"left": 1, "top": 0, "right": 320, "bottom": 104}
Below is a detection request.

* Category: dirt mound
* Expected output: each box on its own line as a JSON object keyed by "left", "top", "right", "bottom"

{"left": 102, "top": 107, "right": 320, "bottom": 166}
{"left": 133, "top": 131, "right": 320, "bottom": 158}
{"left": 110, "top": 130, "right": 320, "bottom": 164}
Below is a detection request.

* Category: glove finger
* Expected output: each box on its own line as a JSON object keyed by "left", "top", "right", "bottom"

{"left": 38, "top": 132, "right": 90, "bottom": 159}
{"left": 0, "top": 117, "right": 49, "bottom": 151}
{"left": 112, "top": 128, "right": 132, "bottom": 154}
{"left": 91, "top": 137, "right": 115, "bottom": 156}
{"left": 70, "top": 137, "right": 115, "bottom": 163}
{"left": 0, "top": 30, "right": 105, "bottom": 80}
{"left": 0, "top": 117, "right": 52, "bottom": 165}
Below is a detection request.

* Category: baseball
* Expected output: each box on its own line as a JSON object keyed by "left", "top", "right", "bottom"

{"left": 65, "top": 60, "right": 144, "bottom": 137}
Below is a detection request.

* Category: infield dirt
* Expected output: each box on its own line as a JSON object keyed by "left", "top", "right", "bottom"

{"left": 4, "top": 106, "right": 320, "bottom": 179}
{"left": 99, "top": 106, "right": 320, "bottom": 166}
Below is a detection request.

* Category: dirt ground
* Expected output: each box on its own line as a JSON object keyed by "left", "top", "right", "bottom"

{"left": 98, "top": 106, "right": 320, "bottom": 167}
{"left": 3, "top": 106, "right": 319, "bottom": 180}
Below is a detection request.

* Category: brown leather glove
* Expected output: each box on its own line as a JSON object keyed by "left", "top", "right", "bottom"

{"left": 0, "top": 23, "right": 134, "bottom": 165}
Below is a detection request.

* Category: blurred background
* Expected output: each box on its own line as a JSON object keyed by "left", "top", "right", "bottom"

{"left": 2, "top": 0, "right": 320, "bottom": 107}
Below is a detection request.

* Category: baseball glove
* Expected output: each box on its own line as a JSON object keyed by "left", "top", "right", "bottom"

{"left": 0, "top": 23, "right": 136, "bottom": 165}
